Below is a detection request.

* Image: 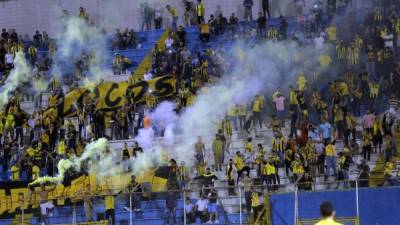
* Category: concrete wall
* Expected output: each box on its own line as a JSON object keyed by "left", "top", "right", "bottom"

{"left": 0, "top": 0, "right": 319, "bottom": 36}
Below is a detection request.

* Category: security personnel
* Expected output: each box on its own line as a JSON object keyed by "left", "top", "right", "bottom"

{"left": 196, "top": 0, "right": 205, "bottom": 24}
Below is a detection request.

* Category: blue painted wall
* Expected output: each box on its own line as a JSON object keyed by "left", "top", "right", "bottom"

{"left": 270, "top": 187, "right": 400, "bottom": 225}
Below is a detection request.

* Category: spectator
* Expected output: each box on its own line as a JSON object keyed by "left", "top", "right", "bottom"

{"left": 316, "top": 201, "right": 341, "bottom": 225}
{"left": 195, "top": 194, "right": 208, "bottom": 223}
{"left": 257, "top": 12, "right": 267, "bottom": 36}
{"left": 195, "top": 0, "right": 205, "bottom": 24}
{"left": 184, "top": 197, "right": 196, "bottom": 224}
{"left": 207, "top": 188, "right": 218, "bottom": 223}
{"left": 154, "top": 3, "right": 163, "bottom": 29}
{"left": 298, "top": 172, "right": 314, "bottom": 190}
{"left": 199, "top": 21, "right": 211, "bottom": 42}
{"left": 165, "top": 188, "right": 178, "bottom": 225}
{"left": 166, "top": 5, "right": 178, "bottom": 31}
{"left": 243, "top": 0, "right": 254, "bottom": 21}
{"left": 112, "top": 53, "right": 123, "bottom": 75}
{"left": 261, "top": 0, "right": 270, "bottom": 18}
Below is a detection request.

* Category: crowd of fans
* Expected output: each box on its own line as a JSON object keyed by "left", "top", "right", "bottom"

{"left": 0, "top": 0, "right": 400, "bottom": 224}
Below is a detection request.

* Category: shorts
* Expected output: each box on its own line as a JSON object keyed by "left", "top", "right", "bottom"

{"left": 40, "top": 201, "right": 54, "bottom": 215}
{"left": 208, "top": 203, "right": 217, "bottom": 213}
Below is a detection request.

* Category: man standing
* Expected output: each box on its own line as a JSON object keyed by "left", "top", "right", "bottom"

{"left": 195, "top": 0, "right": 205, "bottom": 24}
{"left": 315, "top": 201, "right": 343, "bottom": 225}
{"left": 166, "top": 5, "right": 178, "bottom": 31}
{"left": 165, "top": 187, "right": 178, "bottom": 225}
{"left": 261, "top": 0, "right": 270, "bottom": 18}
{"left": 243, "top": 0, "right": 254, "bottom": 21}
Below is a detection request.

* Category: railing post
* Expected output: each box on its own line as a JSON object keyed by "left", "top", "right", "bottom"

{"left": 129, "top": 192, "right": 133, "bottom": 225}
{"left": 239, "top": 185, "right": 242, "bottom": 225}
{"left": 72, "top": 202, "right": 76, "bottom": 225}
{"left": 183, "top": 190, "right": 187, "bottom": 225}
{"left": 356, "top": 177, "right": 360, "bottom": 221}
{"left": 21, "top": 205, "right": 24, "bottom": 225}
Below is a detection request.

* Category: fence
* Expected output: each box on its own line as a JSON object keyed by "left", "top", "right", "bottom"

{"left": 1, "top": 176, "right": 399, "bottom": 225}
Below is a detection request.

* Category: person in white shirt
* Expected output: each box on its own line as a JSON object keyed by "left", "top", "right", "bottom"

{"left": 165, "top": 35, "right": 174, "bottom": 49}
{"left": 5, "top": 51, "right": 14, "bottom": 68}
{"left": 195, "top": 195, "right": 208, "bottom": 223}
{"left": 383, "top": 32, "right": 394, "bottom": 50}
{"left": 184, "top": 197, "right": 195, "bottom": 224}
{"left": 314, "top": 33, "right": 324, "bottom": 49}
{"left": 143, "top": 69, "right": 153, "bottom": 81}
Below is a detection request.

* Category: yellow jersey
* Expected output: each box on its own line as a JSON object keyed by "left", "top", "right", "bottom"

{"left": 315, "top": 218, "right": 343, "bottom": 225}
{"left": 105, "top": 195, "right": 115, "bottom": 210}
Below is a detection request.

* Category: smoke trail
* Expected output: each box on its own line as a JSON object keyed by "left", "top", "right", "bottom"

{"left": 0, "top": 52, "right": 31, "bottom": 109}
{"left": 51, "top": 15, "right": 110, "bottom": 91}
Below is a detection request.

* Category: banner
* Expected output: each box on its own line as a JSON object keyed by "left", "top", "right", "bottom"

{"left": 62, "top": 75, "right": 176, "bottom": 117}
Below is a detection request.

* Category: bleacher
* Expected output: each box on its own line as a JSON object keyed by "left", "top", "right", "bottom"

{"left": 0, "top": 11, "right": 395, "bottom": 225}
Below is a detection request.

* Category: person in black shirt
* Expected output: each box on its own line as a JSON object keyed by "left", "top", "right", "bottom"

{"left": 262, "top": 0, "right": 270, "bottom": 18}
{"left": 176, "top": 26, "right": 186, "bottom": 45}
{"left": 1, "top": 28, "right": 8, "bottom": 40}
{"left": 165, "top": 187, "right": 178, "bottom": 225}
{"left": 257, "top": 12, "right": 267, "bottom": 36}
{"left": 123, "top": 175, "right": 143, "bottom": 212}
{"left": 298, "top": 172, "right": 314, "bottom": 190}
{"left": 279, "top": 15, "right": 288, "bottom": 40}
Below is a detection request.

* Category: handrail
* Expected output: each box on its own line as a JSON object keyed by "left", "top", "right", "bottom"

{"left": 217, "top": 194, "right": 232, "bottom": 225}
{"left": 253, "top": 206, "right": 266, "bottom": 225}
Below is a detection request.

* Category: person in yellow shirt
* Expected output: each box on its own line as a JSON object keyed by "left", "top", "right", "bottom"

{"left": 11, "top": 162, "right": 20, "bottom": 181}
{"left": 325, "top": 140, "right": 337, "bottom": 177}
{"left": 326, "top": 25, "right": 337, "bottom": 42}
{"left": 252, "top": 95, "right": 263, "bottom": 129}
{"left": 264, "top": 157, "right": 277, "bottom": 191}
{"left": 199, "top": 21, "right": 211, "bottom": 42}
{"left": 238, "top": 104, "right": 247, "bottom": 130}
{"left": 382, "top": 158, "right": 396, "bottom": 186}
{"left": 104, "top": 191, "right": 115, "bottom": 225}
{"left": 251, "top": 190, "right": 262, "bottom": 221}
{"left": 372, "top": 118, "right": 383, "bottom": 153}
{"left": 227, "top": 106, "right": 238, "bottom": 130}
{"left": 212, "top": 134, "right": 224, "bottom": 171}
{"left": 31, "top": 163, "right": 41, "bottom": 181}
{"left": 316, "top": 201, "right": 343, "bottom": 225}
{"left": 166, "top": 5, "right": 178, "bottom": 31}
{"left": 195, "top": 0, "right": 205, "bottom": 24}
{"left": 336, "top": 41, "right": 346, "bottom": 62}
{"left": 297, "top": 73, "right": 308, "bottom": 92}
{"left": 234, "top": 151, "right": 250, "bottom": 184}
{"left": 3, "top": 109, "right": 15, "bottom": 140}
{"left": 362, "top": 131, "right": 373, "bottom": 161}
